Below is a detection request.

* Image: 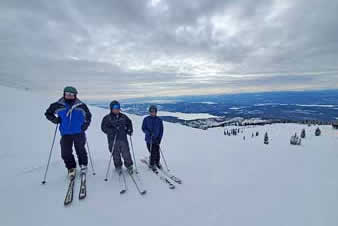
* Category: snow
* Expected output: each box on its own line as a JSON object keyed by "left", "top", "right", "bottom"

{"left": 254, "top": 103, "right": 280, "bottom": 106}
{"left": 295, "top": 104, "right": 336, "bottom": 108}
{"left": 193, "top": 101, "right": 217, "bottom": 105}
{"left": 241, "top": 118, "right": 270, "bottom": 125}
{"left": 254, "top": 103, "right": 337, "bottom": 108}
{"left": 157, "top": 111, "right": 216, "bottom": 120}
{"left": 229, "top": 107, "right": 241, "bottom": 110}
{"left": 1, "top": 85, "right": 338, "bottom": 226}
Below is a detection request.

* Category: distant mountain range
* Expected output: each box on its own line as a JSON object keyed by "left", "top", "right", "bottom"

{"left": 90, "top": 90, "right": 338, "bottom": 129}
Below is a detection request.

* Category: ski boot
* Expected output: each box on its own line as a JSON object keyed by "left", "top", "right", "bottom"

{"left": 156, "top": 163, "right": 163, "bottom": 170}
{"left": 115, "top": 167, "right": 122, "bottom": 175}
{"left": 68, "top": 168, "right": 76, "bottom": 178}
{"left": 80, "top": 165, "right": 87, "bottom": 175}
{"left": 149, "top": 164, "right": 157, "bottom": 171}
{"left": 127, "top": 166, "right": 134, "bottom": 175}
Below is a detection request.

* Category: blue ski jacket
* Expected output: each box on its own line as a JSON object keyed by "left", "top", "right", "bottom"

{"left": 142, "top": 116, "right": 164, "bottom": 144}
{"left": 45, "top": 98, "right": 91, "bottom": 136}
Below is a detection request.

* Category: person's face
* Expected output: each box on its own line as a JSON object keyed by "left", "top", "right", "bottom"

{"left": 64, "top": 92, "right": 76, "bottom": 100}
{"left": 112, "top": 109, "right": 120, "bottom": 115}
{"left": 150, "top": 110, "right": 157, "bottom": 116}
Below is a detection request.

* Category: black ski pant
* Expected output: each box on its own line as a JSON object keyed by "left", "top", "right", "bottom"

{"left": 146, "top": 143, "right": 160, "bottom": 166}
{"left": 110, "top": 140, "right": 133, "bottom": 169}
{"left": 60, "top": 133, "right": 88, "bottom": 169}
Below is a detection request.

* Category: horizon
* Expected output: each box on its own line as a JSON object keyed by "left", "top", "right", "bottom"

{"left": 84, "top": 88, "right": 338, "bottom": 103}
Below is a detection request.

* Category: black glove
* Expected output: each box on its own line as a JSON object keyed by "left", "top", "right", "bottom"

{"left": 153, "top": 137, "right": 161, "bottom": 145}
{"left": 52, "top": 117, "right": 61, "bottom": 124}
{"left": 81, "top": 122, "right": 89, "bottom": 132}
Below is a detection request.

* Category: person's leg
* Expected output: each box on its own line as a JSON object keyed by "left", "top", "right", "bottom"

{"left": 146, "top": 143, "right": 151, "bottom": 155}
{"left": 112, "top": 141, "right": 123, "bottom": 169}
{"left": 145, "top": 143, "right": 152, "bottom": 167}
{"left": 73, "top": 133, "right": 88, "bottom": 167}
{"left": 120, "top": 141, "right": 133, "bottom": 168}
{"left": 149, "top": 142, "right": 157, "bottom": 166}
{"left": 60, "top": 135, "right": 76, "bottom": 169}
{"left": 153, "top": 144, "right": 161, "bottom": 167}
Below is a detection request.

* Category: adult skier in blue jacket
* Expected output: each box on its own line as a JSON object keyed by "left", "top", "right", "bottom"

{"left": 45, "top": 86, "right": 92, "bottom": 177}
{"left": 142, "top": 105, "right": 164, "bottom": 169}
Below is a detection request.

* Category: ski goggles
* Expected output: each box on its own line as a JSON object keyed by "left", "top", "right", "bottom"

{"left": 64, "top": 92, "right": 76, "bottom": 97}
{"left": 111, "top": 104, "right": 121, "bottom": 110}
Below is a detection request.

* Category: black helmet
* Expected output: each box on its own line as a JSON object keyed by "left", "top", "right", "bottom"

{"left": 110, "top": 100, "right": 120, "bottom": 110}
{"left": 149, "top": 105, "right": 158, "bottom": 112}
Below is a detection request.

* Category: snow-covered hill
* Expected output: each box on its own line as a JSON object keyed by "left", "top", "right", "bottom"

{"left": 1, "top": 86, "right": 338, "bottom": 226}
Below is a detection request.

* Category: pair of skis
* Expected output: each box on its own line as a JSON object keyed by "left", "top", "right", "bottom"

{"left": 63, "top": 159, "right": 181, "bottom": 204}
{"left": 117, "top": 169, "right": 147, "bottom": 195}
{"left": 64, "top": 171, "right": 86, "bottom": 206}
{"left": 140, "top": 159, "right": 182, "bottom": 190}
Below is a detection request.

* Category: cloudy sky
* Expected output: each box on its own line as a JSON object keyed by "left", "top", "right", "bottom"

{"left": 1, "top": 0, "right": 338, "bottom": 100}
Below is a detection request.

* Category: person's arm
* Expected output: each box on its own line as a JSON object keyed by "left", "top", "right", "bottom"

{"left": 158, "top": 119, "right": 164, "bottom": 142}
{"left": 125, "top": 115, "right": 133, "bottom": 136}
{"left": 101, "top": 115, "right": 114, "bottom": 135}
{"left": 45, "top": 103, "right": 61, "bottom": 124}
{"left": 80, "top": 104, "right": 92, "bottom": 131}
{"left": 142, "top": 118, "right": 148, "bottom": 134}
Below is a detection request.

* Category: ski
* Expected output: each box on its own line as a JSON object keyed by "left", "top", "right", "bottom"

{"left": 127, "top": 170, "right": 147, "bottom": 195}
{"left": 78, "top": 172, "right": 87, "bottom": 200}
{"left": 140, "top": 159, "right": 175, "bottom": 190}
{"left": 157, "top": 168, "right": 182, "bottom": 184}
{"left": 64, "top": 175, "right": 75, "bottom": 206}
{"left": 117, "top": 169, "right": 127, "bottom": 194}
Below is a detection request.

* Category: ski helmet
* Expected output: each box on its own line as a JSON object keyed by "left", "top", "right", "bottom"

{"left": 110, "top": 100, "right": 121, "bottom": 110}
{"left": 63, "top": 86, "right": 78, "bottom": 95}
{"left": 149, "top": 105, "right": 158, "bottom": 113}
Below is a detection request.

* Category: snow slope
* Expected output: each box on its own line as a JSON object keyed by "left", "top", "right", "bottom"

{"left": 1, "top": 86, "right": 338, "bottom": 226}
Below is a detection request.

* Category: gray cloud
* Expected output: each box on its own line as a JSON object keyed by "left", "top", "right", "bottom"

{"left": 0, "top": 0, "right": 337, "bottom": 100}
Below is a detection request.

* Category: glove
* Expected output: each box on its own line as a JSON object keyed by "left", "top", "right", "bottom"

{"left": 127, "top": 129, "right": 133, "bottom": 136}
{"left": 52, "top": 117, "right": 61, "bottom": 124}
{"left": 81, "top": 123, "right": 89, "bottom": 132}
{"left": 153, "top": 137, "right": 161, "bottom": 145}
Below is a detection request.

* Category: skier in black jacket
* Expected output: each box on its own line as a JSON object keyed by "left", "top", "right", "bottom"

{"left": 101, "top": 100, "right": 134, "bottom": 173}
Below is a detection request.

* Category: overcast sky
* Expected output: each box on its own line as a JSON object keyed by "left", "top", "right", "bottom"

{"left": 0, "top": 0, "right": 338, "bottom": 100}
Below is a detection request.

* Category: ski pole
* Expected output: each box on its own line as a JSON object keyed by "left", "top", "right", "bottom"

{"left": 159, "top": 146, "right": 170, "bottom": 172}
{"left": 129, "top": 135, "right": 138, "bottom": 174}
{"left": 104, "top": 134, "right": 117, "bottom": 181}
{"left": 86, "top": 140, "right": 96, "bottom": 175}
{"left": 41, "top": 124, "right": 59, "bottom": 184}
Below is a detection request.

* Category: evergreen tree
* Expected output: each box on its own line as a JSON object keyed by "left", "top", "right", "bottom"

{"left": 264, "top": 132, "right": 269, "bottom": 144}
{"left": 301, "top": 129, "right": 306, "bottom": 138}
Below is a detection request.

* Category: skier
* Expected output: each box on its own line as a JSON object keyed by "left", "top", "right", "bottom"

{"left": 45, "top": 86, "right": 92, "bottom": 177}
{"left": 142, "top": 105, "right": 164, "bottom": 169}
{"left": 101, "top": 100, "right": 134, "bottom": 174}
